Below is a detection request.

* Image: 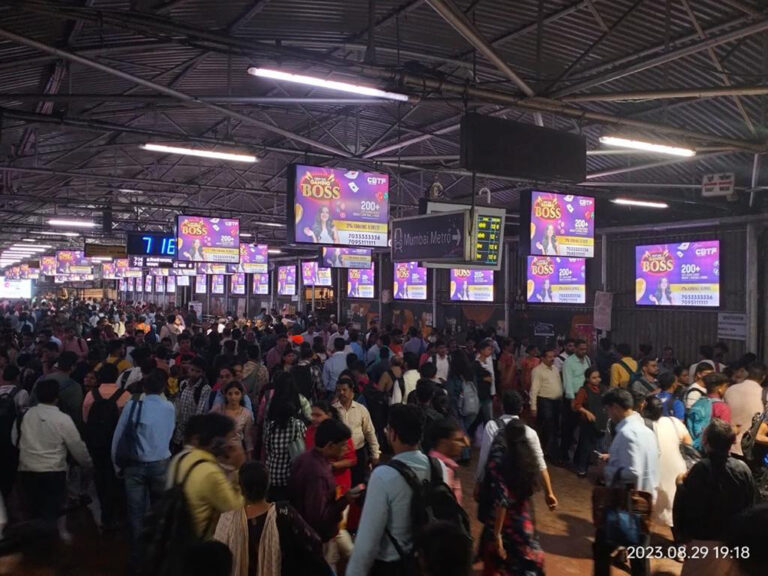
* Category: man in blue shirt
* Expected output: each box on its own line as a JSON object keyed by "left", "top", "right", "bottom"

{"left": 595, "top": 388, "right": 659, "bottom": 576}
{"left": 348, "top": 330, "right": 365, "bottom": 362}
{"left": 322, "top": 337, "right": 348, "bottom": 398}
{"left": 656, "top": 372, "right": 684, "bottom": 420}
{"left": 111, "top": 369, "right": 175, "bottom": 568}
{"left": 347, "top": 404, "right": 445, "bottom": 576}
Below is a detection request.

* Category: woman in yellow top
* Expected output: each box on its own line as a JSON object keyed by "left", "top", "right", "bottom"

{"left": 168, "top": 412, "right": 245, "bottom": 539}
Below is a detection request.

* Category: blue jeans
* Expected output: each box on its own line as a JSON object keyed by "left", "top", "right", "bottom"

{"left": 124, "top": 459, "right": 169, "bottom": 566}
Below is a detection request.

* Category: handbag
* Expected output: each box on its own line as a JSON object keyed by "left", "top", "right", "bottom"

{"left": 592, "top": 469, "right": 653, "bottom": 547}
{"left": 287, "top": 419, "right": 306, "bottom": 461}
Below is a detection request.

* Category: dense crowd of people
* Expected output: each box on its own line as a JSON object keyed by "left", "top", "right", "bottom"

{"left": 0, "top": 298, "right": 767, "bottom": 576}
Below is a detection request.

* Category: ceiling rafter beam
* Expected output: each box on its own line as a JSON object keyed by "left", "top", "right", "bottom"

{"left": 0, "top": 26, "right": 352, "bottom": 157}
{"left": 562, "top": 84, "right": 768, "bottom": 102}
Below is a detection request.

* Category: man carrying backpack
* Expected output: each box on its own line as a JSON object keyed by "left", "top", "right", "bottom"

{"left": 609, "top": 343, "right": 638, "bottom": 388}
{"left": 347, "top": 404, "right": 469, "bottom": 576}
{"left": 686, "top": 373, "right": 731, "bottom": 450}
{"left": 83, "top": 363, "right": 130, "bottom": 531}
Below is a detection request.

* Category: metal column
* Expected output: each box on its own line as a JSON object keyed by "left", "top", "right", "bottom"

{"left": 504, "top": 243, "right": 510, "bottom": 336}
{"left": 746, "top": 223, "right": 759, "bottom": 352}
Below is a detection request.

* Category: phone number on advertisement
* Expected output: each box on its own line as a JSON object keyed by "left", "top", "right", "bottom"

{"left": 345, "top": 233, "right": 386, "bottom": 246}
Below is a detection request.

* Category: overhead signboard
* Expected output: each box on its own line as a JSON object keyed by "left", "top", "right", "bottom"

{"left": 56, "top": 250, "right": 93, "bottom": 275}
{"left": 289, "top": 164, "right": 389, "bottom": 247}
{"left": 85, "top": 243, "right": 127, "bottom": 259}
{"left": 701, "top": 172, "right": 735, "bottom": 198}
{"left": 422, "top": 201, "right": 506, "bottom": 270}
{"left": 392, "top": 211, "right": 469, "bottom": 262}
{"left": 717, "top": 312, "right": 747, "bottom": 341}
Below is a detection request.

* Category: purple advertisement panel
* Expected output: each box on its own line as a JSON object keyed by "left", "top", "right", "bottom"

{"left": 347, "top": 263, "right": 375, "bottom": 299}
{"left": 195, "top": 275, "right": 207, "bottom": 294}
{"left": 196, "top": 263, "right": 229, "bottom": 275}
{"left": 6, "top": 267, "right": 20, "bottom": 280}
{"left": 41, "top": 256, "right": 56, "bottom": 276}
{"left": 144, "top": 275, "right": 153, "bottom": 293}
{"left": 393, "top": 262, "right": 427, "bottom": 301}
{"left": 277, "top": 265, "right": 296, "bottom": 296}
{"left": 253, "top": 273, "right": 269, "bottom": 295}
{"left": 230, "top": 244, "right": 268, "bottom": 274}
{"left": 56, "top": 250, "right": 93, "bottom": 275}
{"left": 529, "top": 191, "right": 595, "bottom": 258}
{"left": 211, "top": 274, "right": 225, "bottom": 294}
{"left": 526, "top": 257, "right": 586, "bottom": 304}
{"left": 301, "top": 262, "right": 332, "bottom": 287}
{"left": 321, "top": 247, "right": 372, "bottom": 269}
{"left": 166, "top": 276, "right": 176, "bottom": 293}
{"left": 126, "top": 277, "right": 134, "bottom": 292}
{"left": 114, "top": 259, "right": 129, "bottom": 278}
{"left": 635, "top": 240, "right": 720, "bottom": 307}
{"left": 291, "top": 165, "right": 389, "bottom": 247}
{"left": 176, "top": 216, "right": 240, "bottom": 263}
{"left": 230, "top": 273, "right": 246, "bottom": 295}
{"left": 450, "top": 269, "right": 494, "bottom": 302}
{"left": 119, "top": 279, "right": 126, "bottom": 292}
{"left": 154, "top": 276, "right": 165, "bottom": 293}
{"left": 135, "top": 275, "right": 143, "bottom": 293}
{"left": 102, "top": 262, "right": 118, "bottom": 280}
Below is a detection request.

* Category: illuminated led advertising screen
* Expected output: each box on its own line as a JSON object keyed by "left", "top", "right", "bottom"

{"left": 347, "top": 263, "right": 375, "bottom": 299}
{"left": 393, "top": 261, "right": 427, "bottom": 301}
{"left": 176, "top": 216, "right": 240, "bottom": 263}
{"left": 528, "top": 191, "right": 595, "bottom": 258}
{"left": 289, "top": 165, "right": 389, "bottom": 247}
{"left": 450, "top": 269, "right": 494, "bottom": 302}
{"left": 635, "top": 240, "right": 720, "bottom": 307}
{"left": 526, "top": 256, "right": 586, "bottom": 304}
{"left": 277, "top": 265, "right": 296, "bottom": 296}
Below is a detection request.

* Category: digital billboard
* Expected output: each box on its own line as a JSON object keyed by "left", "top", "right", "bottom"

{"left": 347, "top": 263, "right": 375, "bottom": 299}
{"left": 301, "top": 261, "right": 332, "bottom": 287}
{"left": 166, "top": 276, "right": 176, "bottom": 293}
{"left": 176, "top": 216, "right": 240, "bottom": 263}
{"left": 289, "top": 165, "right": 389, "bottom": 247}
{"left": 230, "top": 273, "right": 246, "bottom": 295}
{"left": 321, "top": 247, "right": 372, "bottom": 269}
{"left": 196, "top": 263, "right": 229, "bottom": 275}
{"left": 527, "top": 256, "right": 586, "bottom": 304}
{"left": 211, "top": 274, "right": 225, "bottom": 294}
{"left": 0, "top": 278, "right": 32, "bottom": 299}
{"left": 144, "top": 275, "right": 153, "bottom": 293}
{"left": 41, "top": 256, "right": 56, "bottom": 276}
{"left": 253, "top": 273, "right": 269, "bottom": 295}
{"left": 393, "top": 261, "right": 427, "bottom": 301}
{"left": 135, "top": 274, "right": 143, "bottom": 293}
{"left": 230, "top": 244, "right": 268, "bottom": 274}
{"left": 635, "top": 240, "right": 720, "bottom": 307}
{"left": 56, "top": 250, "right": 93, "bottom": 275}
{"left": 195, "top": 275, "right": 207, "bottom": 294}
{"left": 450, "top": 269, "right": 494, "bottom": 302}
{"left": 277, "top": 265, "right": 296, "bottom": 296}
{"left": 528, "top": 191, "right": 595, "bottom": 258}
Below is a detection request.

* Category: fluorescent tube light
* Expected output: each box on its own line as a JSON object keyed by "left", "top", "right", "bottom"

{"left": 267, "top": 249, "right": 282, "bottom": 254}
{"left": 260, "top": 222, "right": 285, "bottom": 228}
{"left": 247, "top": 67, "right": 409, "bottom": 102}
{"left": 611, "top": 198, "right": 669, "bottom": 209}
{"left": 21, "top": 238, "right": 36, "bottom": 242}
{"left": 239, "top": 233, "right": 253, "bottom": 238}
{"left": 141, "top": 144, "right": 257, "bottom": 163}
{"left": 39, "top": 231, "right": 81, "bottom": 237}
{"left": 599, "top": 136, "right": 695, "bottom": 157}
{"left": 48, "top": 219, "right": 97, "bottom": 228}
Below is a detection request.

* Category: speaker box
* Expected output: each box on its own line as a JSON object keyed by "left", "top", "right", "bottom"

{"left": 460, "top": 113, "right": 587, "bottom": 182}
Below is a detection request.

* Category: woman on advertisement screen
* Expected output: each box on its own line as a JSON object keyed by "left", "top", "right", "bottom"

{"left": 536, "top": 279, "right": 553, "bottom": 303}
{"left": 303, "top": 205, "right": 339, "bottom": 244}
{"left": 535, "top": 224, "right": 559, "bottom": 256}
{"left": 649, "top": 277, "right": 673, "bottom": 305}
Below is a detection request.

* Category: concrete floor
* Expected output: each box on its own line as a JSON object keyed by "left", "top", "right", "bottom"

{"left": 0, "top": 456, "right": 682, "bottom": 576}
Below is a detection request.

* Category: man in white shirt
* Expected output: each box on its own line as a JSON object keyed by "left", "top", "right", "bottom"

{"left": 530, "top": 348, "right": 563, "bottom": 460}
{"left": 725, "top": 362, "right": 766, "bottom": 455}
{"left": 12, "top": 378, "right": 92, "bottom": 538}
{"left": 595, "top": 387, "right": 659, "bottom": 576}
{"left": 475, "top": 390, "right": 558, "bottom": 510}
{"left": 426, "top": 340, "right": 450, "bottom": 383}
{"left": 554, "top": 338, "right": 575, "bottom": 373}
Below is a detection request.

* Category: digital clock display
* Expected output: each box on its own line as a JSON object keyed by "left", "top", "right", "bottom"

{"left": 126, "top": 232, "right": 177, "bottom": 257}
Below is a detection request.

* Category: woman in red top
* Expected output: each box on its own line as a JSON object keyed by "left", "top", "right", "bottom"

{"left": 305, "top": 400, "right": 356, "bottom": 493}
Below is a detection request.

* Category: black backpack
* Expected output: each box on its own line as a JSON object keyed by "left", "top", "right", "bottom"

{"left": 0, "top": 386, "right": 21, "bottom": 452}
{"left": 385, "top": 457, "right": 472, "bottom": 572}
{"left": 141, "top": 454, "right": 209, "bottom": 576}
{"left": 85, "top": 386, "right": 124, "bottom": 461}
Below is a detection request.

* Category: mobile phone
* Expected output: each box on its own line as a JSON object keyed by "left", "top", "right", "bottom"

{"left": 348, "top": 483, "right": 366, "bottom": 496}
